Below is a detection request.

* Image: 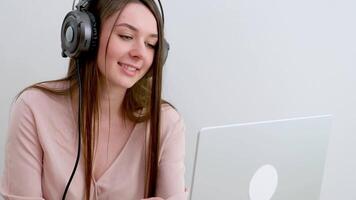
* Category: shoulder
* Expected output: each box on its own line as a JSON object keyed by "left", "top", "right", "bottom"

{"left": 17, "top": 87, "right": 47, "bottom": 107}
{"left": 16, "top": 81, "right": 70, "bottom": 108}
{"left": 160, "top": 103, "right": 184, "bottom": 129}
{"left": 13, "top": 81, "right": 71, "bottom": 122}
{"left": 159, "top": 104, "right": 185, "bottom": 144}
{"left": 158, "top": 104, "right": 186, "bottom": 163}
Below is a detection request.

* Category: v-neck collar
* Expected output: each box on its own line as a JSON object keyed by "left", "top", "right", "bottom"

{"left": 67, "top": 93, "right": 141, "bottom": 183}
{"left": 92, "top": 122, "right": 139, "bottom": 183}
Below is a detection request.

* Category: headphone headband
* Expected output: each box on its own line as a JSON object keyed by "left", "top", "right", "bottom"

{"left": 75, "top": 0, "right": 91, "bottom": 11}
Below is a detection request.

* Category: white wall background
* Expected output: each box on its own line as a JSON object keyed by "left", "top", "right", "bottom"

{"left": 1, "top": 0, "right": 355, "bottom": 199}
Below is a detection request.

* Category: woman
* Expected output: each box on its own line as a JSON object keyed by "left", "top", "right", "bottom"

{"left": 0, "top": 0, "right": 186, "bottom": 199}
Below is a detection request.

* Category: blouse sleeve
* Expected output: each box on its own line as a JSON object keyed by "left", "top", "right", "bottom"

{"left": 0, "top": 96, "right": 45, "bottom": 200}
{"left": 155, "top": 107, "right": 188, "bottom": 200}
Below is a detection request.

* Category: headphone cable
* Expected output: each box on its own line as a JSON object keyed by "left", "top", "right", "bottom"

{"left": 156, "top": 0, "right": 165, "bottom": 24}
{"left": 62, "top": 58, "right": 82, "bottom": 200}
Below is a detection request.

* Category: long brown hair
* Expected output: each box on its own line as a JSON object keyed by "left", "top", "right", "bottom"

{"left": 19, "top": 0, "right": 166, "bottom": 199}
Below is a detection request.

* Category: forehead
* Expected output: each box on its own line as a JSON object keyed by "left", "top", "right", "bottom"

{"left": 116, "top": 2, "right": 158, "bottom": 35}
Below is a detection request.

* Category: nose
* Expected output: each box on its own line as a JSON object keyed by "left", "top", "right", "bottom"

{"left": 129, "top": 40, "right": 146, "bottom": 60}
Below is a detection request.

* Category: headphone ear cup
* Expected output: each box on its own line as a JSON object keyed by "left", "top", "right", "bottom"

{"left": 86, "top": 11, "right": 99, "bottom": 52}
{"left": 61, "top": 10, "right": 98, "bottom": 58}
{"left": 143, "top": 38, "right": 170, "bottom": 79}
{"left": 162, "top": 38, "right": 170, "bottom": 65}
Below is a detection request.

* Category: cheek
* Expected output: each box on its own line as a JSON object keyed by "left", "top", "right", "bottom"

{"left": 96, "top": 38, "right": 121, "bottom": 75}
{"left": 107, "top": 41, "right": 123, "bottom": 58}
{"left": 96, "top": 35, "right": 110, "bottom": 71}
{"left": 145, "top": 51, "right": 155, "bottom": 68}
{"left": 142, "top": 56, "right": 154, "bottom": 74}
{"left": 96, "top": 48, "right": 105, "bottom": 75}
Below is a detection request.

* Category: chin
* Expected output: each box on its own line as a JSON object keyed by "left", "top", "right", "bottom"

{"left": 114, "top": 80, "right": 136, "bottom": 90}
{"left": 109, "top": 75, "right": 145, "bottom": 90}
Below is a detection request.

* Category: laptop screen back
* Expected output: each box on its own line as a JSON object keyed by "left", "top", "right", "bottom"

{"left": 189, "top": 115, "right": 331, "bottom": 200}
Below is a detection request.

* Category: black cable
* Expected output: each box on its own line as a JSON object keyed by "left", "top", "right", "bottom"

{"left": 157, "top": 0, "right": 165, "bottom": 24}
{"left": 62, "top": 58, "right": 82, "bottom": 200}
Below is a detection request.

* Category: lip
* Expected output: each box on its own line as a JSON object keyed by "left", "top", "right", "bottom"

{"left": 118, "top": 62, "right": 140, "bottom": 77}
{"left": 118, "top": 62, "right": 140, "bottom": 70}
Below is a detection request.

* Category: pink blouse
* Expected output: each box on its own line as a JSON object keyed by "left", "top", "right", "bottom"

{"left": 0, "top": 84, "right": 187, "bottom": 200}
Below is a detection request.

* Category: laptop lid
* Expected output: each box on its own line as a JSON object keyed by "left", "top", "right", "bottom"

{"left": 189, "top": 115, "right": 332, "bottom": 200}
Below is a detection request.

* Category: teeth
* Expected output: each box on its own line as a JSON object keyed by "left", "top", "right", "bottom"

{"left": 121, "top": 63, "right": 137, "bottom": 71}
{"left": 126, "top": 66, "right": 136, "bottom": 71}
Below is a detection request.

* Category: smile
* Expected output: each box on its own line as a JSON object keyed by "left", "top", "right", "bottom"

{"left": 118, "top": 62, "right": 140, "bottom": 76}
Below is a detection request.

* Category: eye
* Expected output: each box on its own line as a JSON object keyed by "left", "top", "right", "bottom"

{"left": 145, "top": 42, "right": 156, "bottom": 49}
{"left": 119, "top": 35, "right": 133, "bottom": 40}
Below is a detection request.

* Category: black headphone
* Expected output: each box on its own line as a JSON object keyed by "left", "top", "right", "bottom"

{"left": 61, "top": 0, "right": 170, "bottom": 63}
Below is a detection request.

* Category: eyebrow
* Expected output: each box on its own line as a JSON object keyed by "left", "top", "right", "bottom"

{"left": 115, "top": 23, "right": 158, "bottom": 38}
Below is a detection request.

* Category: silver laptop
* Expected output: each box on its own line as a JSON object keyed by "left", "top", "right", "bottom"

{"left": 189, "top": 115, "right": 332, "bottom": 200}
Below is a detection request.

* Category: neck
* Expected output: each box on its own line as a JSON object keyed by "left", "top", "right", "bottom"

{"left": 98, "top": 77, "right": 128, "bottom": 119}
{"left": 70, "top": 81, "right": 127, "bottom": 120}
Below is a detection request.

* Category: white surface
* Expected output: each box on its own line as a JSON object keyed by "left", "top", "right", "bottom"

{"left": 189, "top": 116, "right": 331, "bottom": 200}
{"left": 1, "top": 0, "right": 356, "bottom": 199}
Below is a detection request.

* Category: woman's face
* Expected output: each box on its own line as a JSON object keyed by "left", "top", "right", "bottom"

{"left": 97, "top": 2, "right": 158, "bottom": 90}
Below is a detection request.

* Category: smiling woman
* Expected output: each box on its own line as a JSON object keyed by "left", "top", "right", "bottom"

{"left": 97, "top": 3, "right": 158, "bottom": 90}
{"left": 0, "top": 0, "right": 186, "bottom": 200}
